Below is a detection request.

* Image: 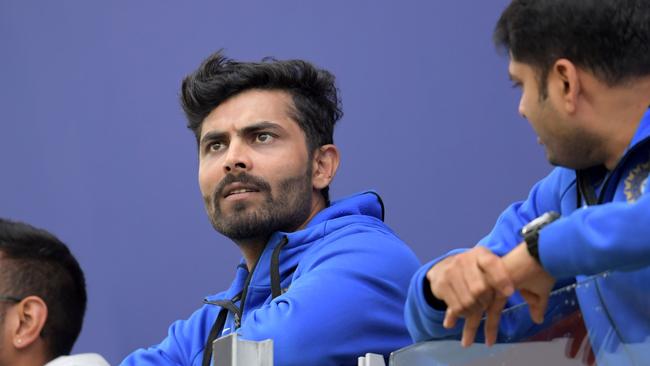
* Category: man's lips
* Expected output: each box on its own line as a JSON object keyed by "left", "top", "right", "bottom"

{"left": 221, "top": 183, "right": 261, "bottom": 198}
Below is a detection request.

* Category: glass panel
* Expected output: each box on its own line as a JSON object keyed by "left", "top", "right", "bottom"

{"left": 391, "top": 272, "right": 650, "bottom": 365}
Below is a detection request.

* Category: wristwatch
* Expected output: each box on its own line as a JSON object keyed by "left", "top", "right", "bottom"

{"left": 520, "top": 211, "right": 560, "bottom": 264}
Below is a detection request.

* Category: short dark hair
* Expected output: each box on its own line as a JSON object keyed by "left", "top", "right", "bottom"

{"left": 180, "top": 51, "right": 343, "bottom": 204}
{"left": 494, "top": 0, "right": 650, "bottom": 97}
{"left": 0, "top": 218, "right": 87, "bottom": 359}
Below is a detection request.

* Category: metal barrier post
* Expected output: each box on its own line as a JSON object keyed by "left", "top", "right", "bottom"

{"left": 212, "top": 333, "right": 273, "bottom": 366}
{"left": 357, "top": 353, "right": 387, "bottom": 366}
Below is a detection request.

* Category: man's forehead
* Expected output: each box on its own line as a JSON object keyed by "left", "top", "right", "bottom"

{"left": 508, "top": 59, "right": 535, "bottom": 80}
{"left": 200, "top": 89, "right": 296, "bottom": 136}
{"left": 508, "top": 59, "right": 520, "bottom": 77}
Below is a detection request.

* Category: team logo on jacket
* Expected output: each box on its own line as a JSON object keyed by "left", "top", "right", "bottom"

{"left": 624, "top": 158, "right": 650, "bottom": 203}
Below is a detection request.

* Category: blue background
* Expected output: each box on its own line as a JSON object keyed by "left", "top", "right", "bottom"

{"left": 0, "top": 1, "right": 550, "bottom": 364}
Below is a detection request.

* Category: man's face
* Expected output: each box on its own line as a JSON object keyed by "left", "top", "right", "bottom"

{"left": 0, "top": 306, "right": 6, "bottom": 366}
{"left": 509, "top": 59, "right": 602, "bottom": 169}
{"left": 0, "top": 291, "right": 14, "bottom": 366}
{"left": 198, "top": 89, "right": 314, "bottom": 241}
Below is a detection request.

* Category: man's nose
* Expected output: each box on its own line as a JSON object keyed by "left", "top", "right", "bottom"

{"left": 223, "top": 140, "right": 252, "bottom": 173}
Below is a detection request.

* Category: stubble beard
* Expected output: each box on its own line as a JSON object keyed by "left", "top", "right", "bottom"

{"left": 205, "top": 169, "right": 313, "bottom": 242}
{"left": 544, "top": 119, "right": 604, "bottom": 169}
{"left": 536, "top": 97, "right": 603, "bottom": 169}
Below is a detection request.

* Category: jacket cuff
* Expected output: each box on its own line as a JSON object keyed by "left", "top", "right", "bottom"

{"left": 538, "top": 218, "right": 580, "bottom": 278}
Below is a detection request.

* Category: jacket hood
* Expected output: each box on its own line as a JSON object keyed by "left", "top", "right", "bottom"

{"left": 207, "top": 190, "right": 387, "bottom": 301}
{"left": 279, "top": 190, "right": 385, "bottom": 247}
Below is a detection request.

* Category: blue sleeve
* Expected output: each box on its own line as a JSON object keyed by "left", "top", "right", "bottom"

{"left": 475, "top": 168, "right": 570, "bottom": 253}
{"left": 235, "top": 227, "right": 421, "bottom": 366}
{"left": 540, "top": 191, "right": 650, "bottom": 278}
{"left": 119, "top": 304, "right": 218, "bottom": 366}
{"left": 405, "top": 168, "right": 573, "bottom": 343}
{"left": 404, "top": 252, "right": 467, "bottom": 342}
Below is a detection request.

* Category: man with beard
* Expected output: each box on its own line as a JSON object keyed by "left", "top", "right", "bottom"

{"left": 121, "top": 52, "right": 420, "bottom": 366}
{"left": 0, "top": 218, "right": 109, "bottom": 366}
{"left": 405, "top": 0, "right": 650, "bottom": 361}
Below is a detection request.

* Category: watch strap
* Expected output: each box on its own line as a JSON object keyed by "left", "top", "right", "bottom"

{"left": 524, "top": 230, "right": 541, "bottom": 264}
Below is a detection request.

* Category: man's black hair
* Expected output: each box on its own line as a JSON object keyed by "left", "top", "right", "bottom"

{"left": 0, "top": 218, "right": 87, "bottom": 359}
{"left": 180, "top": 51, "right": 343, "bottom": 204}
{"left": 494, "top": 0, "right": 650, "bottom": 98}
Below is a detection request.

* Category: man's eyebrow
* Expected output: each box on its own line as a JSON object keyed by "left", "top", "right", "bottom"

{"left": 508, "top": 72, "right": 520, "bottom": 82}
{"left": 200, "top": 130, "right": 228, "bottom": 146}
{"left": 240, "top": 121, "right": 284, "bottom": 135}
{"left": 199, "top": 121, "right": 284, "bottom": 146}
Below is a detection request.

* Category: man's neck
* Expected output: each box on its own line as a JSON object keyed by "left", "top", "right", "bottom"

{"left": 592, "top": 77, "right": 650, "bottom": 170}
{"left": 237, "top": 192, "right": 327, "bottom": 271}
{"left": 236, "top": 236, "right": 267, "bottom": 271}
{"left": 10, "top": 347, "right": 49, "bottom": 366}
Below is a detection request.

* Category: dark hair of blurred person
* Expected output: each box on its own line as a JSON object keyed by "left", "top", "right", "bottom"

{"left": 0, "top": 218, "right": 87, "bottom": 366}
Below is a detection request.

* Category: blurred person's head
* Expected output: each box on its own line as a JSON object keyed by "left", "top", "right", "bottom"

{"left": 0, "top": 218, "right": 87, "bottom": 366}
{"left": 494, "top": 0, "right": 650, "bottom": 169}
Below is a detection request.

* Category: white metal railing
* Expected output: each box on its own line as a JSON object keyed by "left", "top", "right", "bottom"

{"left": 212, "top": 272, "right": 650, "bottom": 365}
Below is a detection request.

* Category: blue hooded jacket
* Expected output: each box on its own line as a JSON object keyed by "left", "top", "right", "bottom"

{"left": 122, "top": 191, "right": 420, "bottom": 366}
{"left": 406, "top": 108, "right": 650, "bottom": 355}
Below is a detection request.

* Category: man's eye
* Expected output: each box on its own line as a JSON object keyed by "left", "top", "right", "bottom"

{"left": 511, "top": 81, "right": 522, "bottom": 89}
{"left": 255, "top": 133, "right": 274, "bottom": 143}
{"left": 208, "top": 142, "right": 225, "bottom": 152}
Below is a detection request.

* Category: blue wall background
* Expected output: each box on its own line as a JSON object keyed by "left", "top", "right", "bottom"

{"left": 0, "top": 1, "right": 551, "bottom": 364}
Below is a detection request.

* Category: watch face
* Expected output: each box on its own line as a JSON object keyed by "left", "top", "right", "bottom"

{"left": 521, "top": 212, "right": 560, "bottom": 236}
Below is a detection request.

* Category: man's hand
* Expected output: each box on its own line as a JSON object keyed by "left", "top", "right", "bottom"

{"left": 425, "top": 246, "right": 514, "bottom": 346}
{"left": 457, "top": 243, "right": 556, "bottom": 347}
{"left": 502, "top": 242, "right": 556, "bottom": 324}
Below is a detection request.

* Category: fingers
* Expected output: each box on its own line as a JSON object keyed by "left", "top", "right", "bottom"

{"left": 447, "top": 265, "right": 490, "bottom": 319}
{"left": 430, "top": 279, "right": 462, "bottom": 328}
{"left": 435, "top": 248, "right": 508, "bottom": 317}
{"left": 520, "top": 290, "right": 547, "bottom": 324}
{"left": 427, "top": 252, "right": 484, "bottom": 320}
{"left": 453, "top": 295, "right": 506, "bottom": 348}
{"left": 530, "top": 293, "right": 548, "bottom": 324}
{"left": 477, "top": 250, "right": 514, "bottom": 298}
{"left": 463, "top": 261, "right": 493, "bottom": 311}
{"left": 426, "top": 247, "right": 517, "bottom": 346}
{"left": 444, "top": 309, "right": 458, "bottom": 329}
{"left": 461, "top": 312, "right": 483, "bottom": 347}
{"left": 443, "top": 278, "right": 484, "bottom": 329}
{"left": 484, "top": 295, "right": 508, "bottom": 346}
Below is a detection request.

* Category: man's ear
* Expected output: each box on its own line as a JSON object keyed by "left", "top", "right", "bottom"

{"left": 311, "top": 144, "right": 340, "bottom": 190}
{"left": 12, "top": 296, "right": 48, "bottom": 350}
{"left": 551, "top": 58, "right": 581, "bottom": 114}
